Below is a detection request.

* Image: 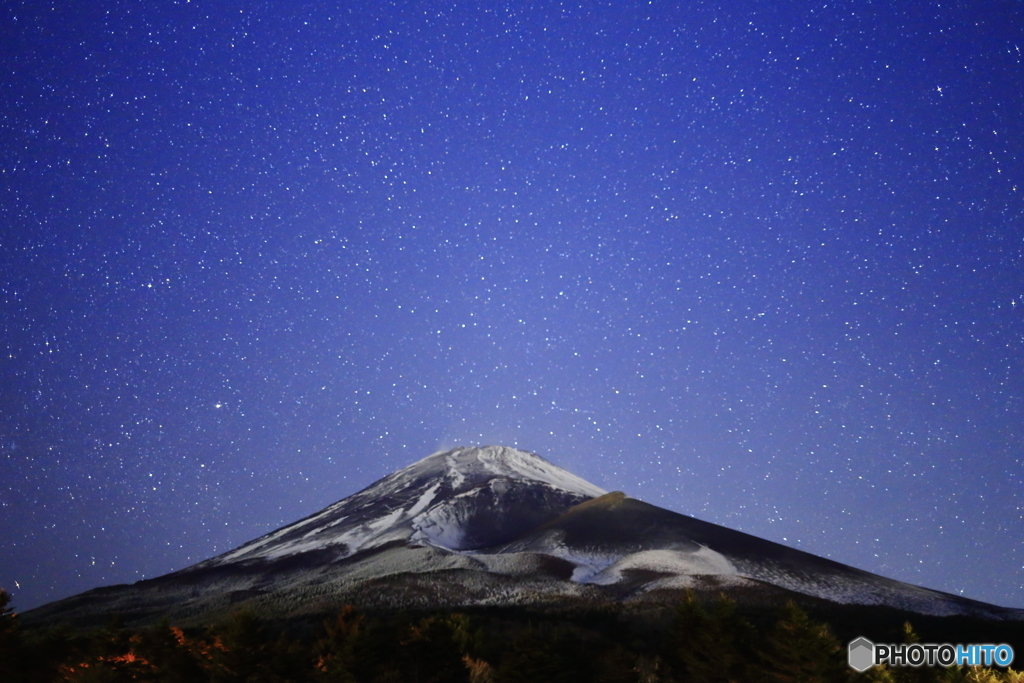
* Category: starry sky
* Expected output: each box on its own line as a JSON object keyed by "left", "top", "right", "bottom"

{"left": 2, "top": 0, "right": 1022, "bottom": 613}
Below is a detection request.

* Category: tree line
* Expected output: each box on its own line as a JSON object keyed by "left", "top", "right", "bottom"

{"left": 1, "top": 588, "right": 1020, "bottom": 682}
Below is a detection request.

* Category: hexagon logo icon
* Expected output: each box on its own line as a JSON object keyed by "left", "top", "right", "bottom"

{"left": 848, "top": 637, "right": 875, "bottom": 672}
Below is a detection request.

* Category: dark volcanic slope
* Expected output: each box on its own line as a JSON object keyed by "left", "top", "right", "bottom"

{"left": 498, "top": 492, "right": 1022, "bottom": 620}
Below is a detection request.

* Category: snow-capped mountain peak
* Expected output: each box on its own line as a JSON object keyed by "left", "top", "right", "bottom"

{"left": 412, "top": 445, "right": 605, "bottom": 498}
{"left": 201, "top": 446, "right": 604, "bottom": 566}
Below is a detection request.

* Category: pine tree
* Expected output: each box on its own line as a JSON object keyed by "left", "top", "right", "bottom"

{"left": 0, "top": 589, "right": 26, "bottom": 683}
{"left": 662, "top": 590, "right": 755, "bottom": 682}
{"left": 998, "top": 669, "right": 1024, "bottom": 683}
{"left": 757, "top": 600, "right": 845, "bottom": 683}
{"left": 889, "top": 622, "right": 943, "bottom": 683}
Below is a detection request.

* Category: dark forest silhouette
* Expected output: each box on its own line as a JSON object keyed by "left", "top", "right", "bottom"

{"left": 2, "top": 589, "right": 1020, "bottom": 682}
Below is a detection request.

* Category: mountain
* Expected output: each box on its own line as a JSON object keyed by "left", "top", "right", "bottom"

{"left": 23, "top": 446, "right": 1024, "bottom": 629}
{"left": 197, "top": 444, "right": 605, "bottom": 565}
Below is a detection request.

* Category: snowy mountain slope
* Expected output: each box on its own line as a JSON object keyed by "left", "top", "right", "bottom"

{"left": 23, "top": 446, "right": 1024, "bottom": 628}
{"left": 195, "top": 445, "right": 604, "bottom": 566}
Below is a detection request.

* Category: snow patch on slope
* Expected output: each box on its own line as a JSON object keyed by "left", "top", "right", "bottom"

{"left": 445, "top": 453, "right": 465, "bottom": 488}
{"left": 407, "top": 481, "right": 441, "bottom": 517}
{"left": 587, "top": 547, "right": 736, "bottom": 585}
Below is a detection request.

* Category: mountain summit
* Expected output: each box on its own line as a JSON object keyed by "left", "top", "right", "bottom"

{"left": 201, "top": 445, "right": 605, "bottom": 564}
{"left": 24, "top": 446, "right": 1023, "bottom": 628}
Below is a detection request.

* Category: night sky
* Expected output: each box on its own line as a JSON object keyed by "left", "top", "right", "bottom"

{"left": 2, "top": 0, "right": 1022, "bottom": 613}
